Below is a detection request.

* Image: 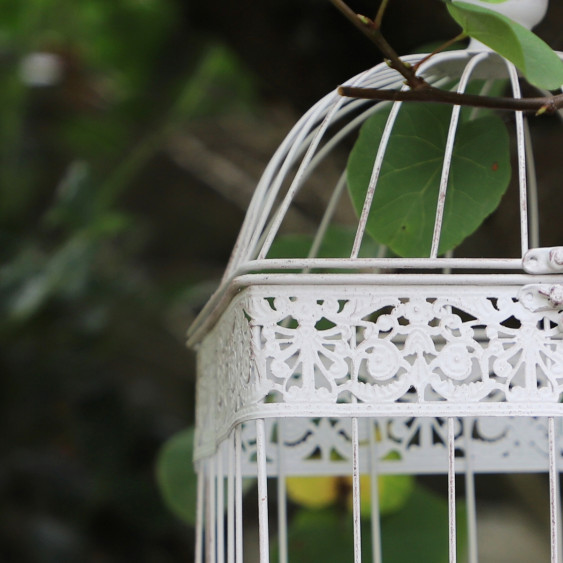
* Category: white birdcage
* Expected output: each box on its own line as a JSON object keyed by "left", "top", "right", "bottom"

{"left": 188, "top": 1, "right": 563, "bottom": 561}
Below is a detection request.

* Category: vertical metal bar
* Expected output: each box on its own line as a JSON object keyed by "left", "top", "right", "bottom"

{"left": 195, "top": 466, "right": 205, "bottom": 563}
{"left": 207, "top": 457, "right": 217, "bottom": 563}
{"left": 235, "top": 426, "right": 243, "bottom": 563}
{"left": 257, "top": 96, "right": 346, "bottom": 260}
{"left": 349, "top": 318, "right": 362, "bottom": 563}
{"left": 277, "top": 420, "right": 288, "bottom": 563}
{"left": 307, "top": 172, "right": 347, "bottom": 262}
{"left": 352, "top": 416, "right": 362, "bottom": 563}
{"left": 238, "top": 96, "right": 333, "bottom": 267}
{"left": 463, "top": 418, "right": 478, "bottom": 563}
{"left": 217, "top": 445, "right": 225, "bottom": 563}
{"left": 549, "top": 417, "right": 560, "bottom": 563}
{"left": 351, "top": 100, "right": 403, "bottom": 259}
{"left": 468, "top": 79, "right": 495, "bottom": 121}
{"left": 505, "top": 61, "right": 528, "bottom": 256}
{"left": 523, "top": 118, "right": 540, "bottom": 248}
{"left": 227, "top": 433, "right": 235, "bottom": 563}
{"left": 558, "top": 421, "right": 563, "bottom": 563}
{"left": 430, "top": 102, "right": 461, "bottom": 259}
{"left": 448, "top": 418, "right": 457, "bottom": 563}
{"left": 369, "top": 419, "right": 382, "bottom": 563}
{"left": 256, "top": 419, "right": 270, "bottom": 562}
{"left": 430, "top": 52, "right": 487, "bottom": 258}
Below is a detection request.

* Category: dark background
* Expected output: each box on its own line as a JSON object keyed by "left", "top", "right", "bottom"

{"left": 1, "top": 1, "right": 561, "bottom": 561}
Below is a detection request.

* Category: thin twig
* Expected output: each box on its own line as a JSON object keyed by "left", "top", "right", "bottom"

{"left": 331, "top": 0, "right": 563, "bottom": 115}
{"left": 374, "top": 0, "right": 390, "bottom": 29}
{"left": 411, "top": 32, "right": 468, "bottom": 72}
{"left": 330, "top": 0, "right": 427, "bottom": 89}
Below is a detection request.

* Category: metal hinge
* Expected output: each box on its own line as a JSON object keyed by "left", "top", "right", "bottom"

{"left": 518, "top": 284, "right": 563, "bottom": 313}
{"left": 523, "top": 247, "right": 563, "bottom": 274}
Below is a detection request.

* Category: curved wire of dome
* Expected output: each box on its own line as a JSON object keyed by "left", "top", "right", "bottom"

{"left": 228, "top": 50, "right": 563, "bottom": 273}
{"left": 189, "top": 49, "right": 563, "bottom": 344}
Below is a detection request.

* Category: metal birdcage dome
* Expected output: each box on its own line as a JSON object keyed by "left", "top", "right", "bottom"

{"left": 188, "top": 2, "right": 563, "bottom": 561}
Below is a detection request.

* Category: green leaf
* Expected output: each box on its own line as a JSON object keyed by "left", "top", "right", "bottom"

{"left": 173, "top": 43, "right": 256, "bottom": 120}
{"left": 155, "top": 428, "right": 198, "bottom": 526}
{"left": 285, "top": 473, "right": 414, "bottom": 516}
{"left": 378, "top": 473, "right": 414, "bottom": 516}
{"left": 272, "top": 484, "right": 466, "bottom": 563}
{"left": 381, "top": 485, "right": 467, "bottom": 562}
{"left": 274, "top": 508, "right": 356, "bottom": 562}
{"left": 2, "top": 235, "right": 99, "bottom": 321}
{"left": 268, "top": 225, "right": 382, "bottom": 259}
{"left": 447, "top": 1, "right": 563, "bottom": 89}
{"left": 347, "top": 103, "right": 511, "bottom": 257}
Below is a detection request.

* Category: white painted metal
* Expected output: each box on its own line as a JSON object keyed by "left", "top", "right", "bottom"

{"left": 430, "top": 51, "right": 490, "bottom": 258}
{"left": 191, "top": 1, "right": 563, "bottom": 559}
{"left": 206, "top": 457, "right": 216, "bottom": 563}
{"left": 217, "top": 448, "right": 225, "bottom": 563}
{"left": 195, "top": 467, "right": 204, "bottom": 563}
{"left": 463, "top": 419, "right": 479, "bottom": 563}
{"left": 524, "top": 247, "right": 563, "bottom": 274}
{"left": 368, "top": 424, "right": 382, "bottom": 563}
{"left": 276, "top": 419, "right": 288, "bottom": 563}
{"left": 351, "top": 92, "right": 403, "bottom": 259}
{"left": 227, "top": 433, "right": 235, "bottom": 563}
{"left": 234, "top": 426, "right": 243, "bottom": 563}
{"left": 448, "top": 418, "right": 456, "bottom": 563}
{"left": 549, "top": 417, "right": 559, "bottom": 563}
{"left": 256, "top": 419, "right": 270, "bottom": 562}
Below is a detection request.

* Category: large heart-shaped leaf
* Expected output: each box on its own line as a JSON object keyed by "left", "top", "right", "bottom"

{"left": 347, "top": 103, "right": 511, "bottom": 257}
{"left": 446, "top": 1, "right": 563, "bottom": 89}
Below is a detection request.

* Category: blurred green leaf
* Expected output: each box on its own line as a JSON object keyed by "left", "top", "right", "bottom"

{"left": 273, "top": 484, "right": 466, "bottom": 563}
{"left": 377, "top": 473, "right": 414, "bottom": 517}
{"left": 380, "top": 484, "right": 467, "bottom": 562}
{"left": 275, "top": 508, "right": 356, "bottom": 562}
{"left": 285, "top": 473, "right": 414, "bottom": 516}
{"left": 1, "top": 235, "right": 96, "bottom": 321}
{"left": 172, "top": 43, "right": 256, "bottom": 121}
{"left": 347, "top": 103, "right": 511, "bottom": 257}
{"left": 0, "top": 0, "right": 255, "bottom": 558}
{"left": 155, "top": 428, "right": 198, "bottom": 526}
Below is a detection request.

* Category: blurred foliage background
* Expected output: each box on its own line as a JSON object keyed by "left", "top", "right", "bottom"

{"left": 1, "top": 0, "right": 561, "bottom": 561}
{"left": 0, "top": 1, "right": 256, "bottom": 560}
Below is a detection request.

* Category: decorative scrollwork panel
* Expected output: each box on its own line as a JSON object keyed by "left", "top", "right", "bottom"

{"left": 194, "top": 282, "right": 563, "bottom": 462}
{"left": 233, "top": 416, "right": 563, "bottom": 476}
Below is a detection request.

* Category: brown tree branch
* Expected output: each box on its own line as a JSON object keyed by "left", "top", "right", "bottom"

{"left": 411, "top": 32, "right": 468, "bottom": 73}
{"left": 338, "top": 86, "right": 563, "bottom": 114}
{"left": 330, "top": 0, "right": 427, "bottom": 90}
{"left": 331, "top": 0, "right": 563, "bottom": 115}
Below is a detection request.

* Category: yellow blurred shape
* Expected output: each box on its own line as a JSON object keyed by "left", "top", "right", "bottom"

{"left": 285, "top": 476, "right": 339, "bottom": 509}
{"left": 286, "top": 473, "right": 413, "bottom": 516}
